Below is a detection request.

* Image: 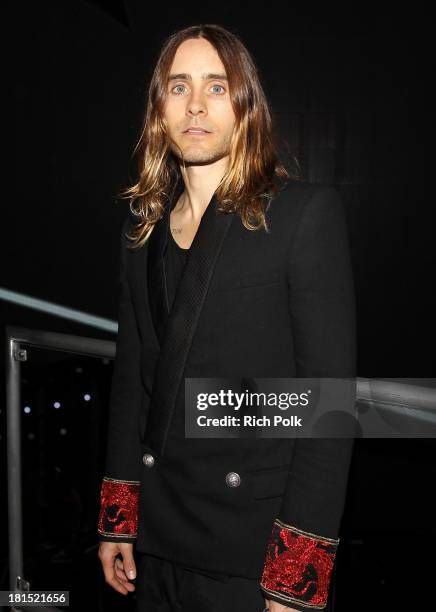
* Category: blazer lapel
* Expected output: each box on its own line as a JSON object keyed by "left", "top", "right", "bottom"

{"left": 143, "top": 184, "right": 235, "bottom": 458}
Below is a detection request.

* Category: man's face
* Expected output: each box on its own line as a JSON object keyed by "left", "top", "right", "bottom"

{"left": 163, "top": 38, "right": 236, "bottom": 165}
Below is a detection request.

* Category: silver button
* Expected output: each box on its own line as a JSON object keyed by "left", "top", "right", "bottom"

{"left": 225, "top": 472, "right": 241, "bottom": 487}
{"left": 142, "top": 453, "right": 155, "bottom": 468}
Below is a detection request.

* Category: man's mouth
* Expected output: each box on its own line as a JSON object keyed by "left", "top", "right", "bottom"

{"left": 183, "top": 128, "right": 211, "bottom": 134}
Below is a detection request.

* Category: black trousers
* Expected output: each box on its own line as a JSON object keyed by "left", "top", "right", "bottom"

{"left": 134, "top": 552, "right": 268, "bottom": 612}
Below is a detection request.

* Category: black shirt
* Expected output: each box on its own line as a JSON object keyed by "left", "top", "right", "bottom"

{"left": 164, "top": 227, "right": 190, "bottom": 311}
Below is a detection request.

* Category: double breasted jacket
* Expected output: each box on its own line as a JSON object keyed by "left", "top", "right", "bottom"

{"left": 97, "top": 176, "right": 357, "bottom": 611}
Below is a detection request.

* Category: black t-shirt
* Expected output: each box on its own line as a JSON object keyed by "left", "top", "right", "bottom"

{"left": 164, "top": 228, "right": 190, "bottom": 311}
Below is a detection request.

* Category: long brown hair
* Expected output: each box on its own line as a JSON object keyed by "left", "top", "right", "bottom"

{"left": 120, "top": 24, "right": 294, "bottom": 249}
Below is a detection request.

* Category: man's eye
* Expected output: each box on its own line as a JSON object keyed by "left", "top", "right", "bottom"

{"left": 172, "top": 84, "right": 186, "bottom": 95}
{"left": 210, "top": 84, "right": 225, "bottom": 94}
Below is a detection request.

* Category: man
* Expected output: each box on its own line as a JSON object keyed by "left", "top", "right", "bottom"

{"left": 98, "top": 24, "right": 356, "bottom": 612}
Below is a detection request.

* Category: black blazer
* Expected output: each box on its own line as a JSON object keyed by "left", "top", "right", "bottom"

{"left": 98, "top": 178, "right": 357, "bottom": 611}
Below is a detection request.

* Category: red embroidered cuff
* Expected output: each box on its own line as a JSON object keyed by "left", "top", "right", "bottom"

{"left": 97, "top": 476, "right": 140, "bottom": 539}
{"left": 260, "top": 518, "right": 339, "bottom": 610}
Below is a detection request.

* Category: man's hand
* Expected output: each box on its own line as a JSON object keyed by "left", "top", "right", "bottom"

{"left": 98, "top": 541, "right": 136, "bottom": 595}
{"left": 264, "top": 597, "right": 300, "bottom": 611}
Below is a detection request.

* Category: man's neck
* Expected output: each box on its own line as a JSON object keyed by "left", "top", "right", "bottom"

{"left": 177, "top": 156, "right": 229, "bottom": 221}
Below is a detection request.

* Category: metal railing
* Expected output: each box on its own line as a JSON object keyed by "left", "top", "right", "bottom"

{"left": 5, "top": 326, "right": 115, "bottom": 611}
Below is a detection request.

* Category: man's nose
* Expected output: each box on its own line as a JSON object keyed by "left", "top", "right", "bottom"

{"left": 186, "top": 90, "right": 207, "bottom": 115}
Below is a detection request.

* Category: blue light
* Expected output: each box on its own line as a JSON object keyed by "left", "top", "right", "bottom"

{"left": 83, "top": 394, "right": 91, "bottom": 401}
{"left": 24, "top": 406, "right": 31, "bottom": 414}
{"left": 53, "top": 401, "right": 61, "bottom": 409}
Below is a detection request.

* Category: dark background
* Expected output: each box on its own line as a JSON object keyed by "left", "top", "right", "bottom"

{"left": 3, "top": 1, "right": 434, "bottom": 610}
